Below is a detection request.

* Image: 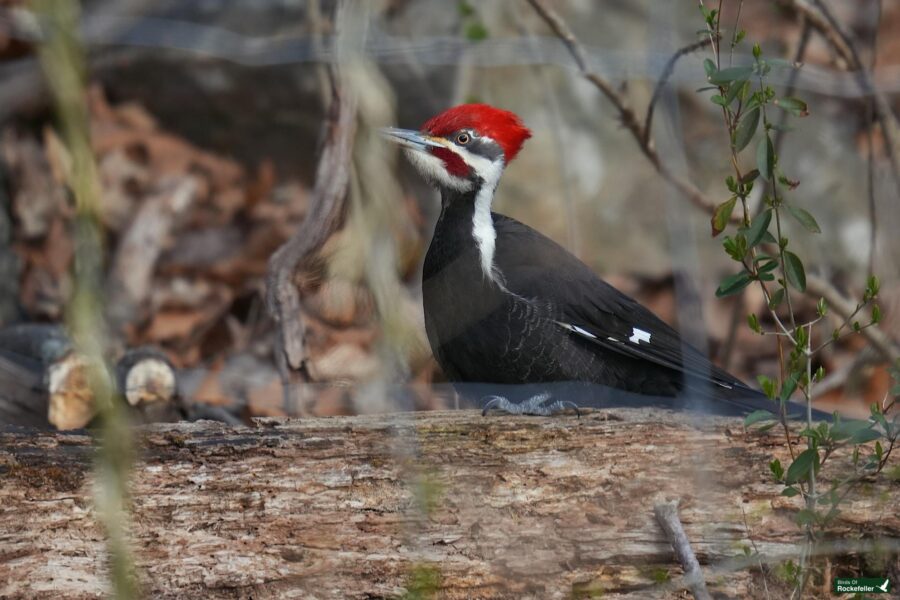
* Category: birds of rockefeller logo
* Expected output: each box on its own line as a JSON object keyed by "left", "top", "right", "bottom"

{"left": 832, "top": 577, "right": 891, "bottom": 594}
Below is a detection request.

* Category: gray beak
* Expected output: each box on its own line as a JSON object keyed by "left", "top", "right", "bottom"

{"left": 380, "top": 127, "right": 444, "bottom": 152}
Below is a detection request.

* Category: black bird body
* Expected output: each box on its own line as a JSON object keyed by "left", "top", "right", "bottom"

{"left": 423, "top": 187, "right": 748, "bottom": 405}
{"left": 384, "top": 103, "right": 805, "bottom": 416}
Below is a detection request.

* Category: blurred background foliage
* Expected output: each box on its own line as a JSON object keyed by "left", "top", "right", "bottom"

{"left": 0, "top": 0, "right": 898, "bottom": 426}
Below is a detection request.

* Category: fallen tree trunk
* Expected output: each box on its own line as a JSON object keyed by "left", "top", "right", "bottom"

{"left": 1, "top": 408, "right": 897, "bottom": 599}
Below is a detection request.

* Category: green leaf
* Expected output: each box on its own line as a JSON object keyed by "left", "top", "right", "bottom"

{"left": 724, "top": 78, "right": 748, "bottom": 106}
{"left": 769, "top": 458, "right": 784, "bottom": 480}
{"left": 786, "top": 205, "right": 821, "bottom": 233}
{"left": 741, "top": 169, "right": 760, "bottom": 185}
{"left": 757, "top": 136, "right": 775, "bottom": 179}
{"left": 785, "top": 448, "right": 819, "bottom": 484}
{"left": 831, "top": 419, "right": 874, "bottom": 442}
{"left": 795, "top": 508, "right": 818, "bottom": 526}
{"left": 766, "top": 58, "right": 800, "bottom": 69}
{"left": 722, "top": 234, "right": 748, "bottom": 261}
{"left": 781, "top": 486, "right": 800, "bottom": 497}
{"left": 711, "top": 196, "right": 737, "bottom": 236}
{"left": 703, "top": 58, "right": 717, "bottom": 78}
{"left": 465, "top": 22, "right": 489, "bottom": 41}
{"left": 747, "top": 312, "right": 761, "bottom": 333}
{"left": 758, "top": 375, "right": 777, "bottom": 399}
{"left": 716, "top": 270, "right": 752, "bottom": 297}
{"left": 744, "top": 409, "right": 776, "bottom": 427}
{"left": 758, "top": 259, "right": 778, "bottom": 273}
{"left": 851, "top": 427, "right": 882, "bottom": 444}
{"left": 709, "top": 66, "right": 753, "bottom": 85}
{"left": 784, "top": 251, "right": 806, "bottom": 291}
{"left": 780, "top": 375, "right": 798, "bottom": 402}
{"left": 872, "top": 304, "right": 882, "bottom": 324}
{"left": 867, "top": 275, "right": 880, "bottom": 297}
{"left": 774, "top": 97, "right": 809, "bottom": 116}
{"left": 743, "top": 209, "right": 772, "bottom": 248}
{"left": 815, "top": 365, "right": 825, "bottom": 381}
{"left": 711, "top": 94, "right": 728, "bottom": 106}
{"left": 768, "top": 287, "right": 785, "bottom": 309}
{"left": 734, "top": 108, "right": 760, "bottom": 152}
{"left": 798, "top": 427, "right": 820, "bottom": 442}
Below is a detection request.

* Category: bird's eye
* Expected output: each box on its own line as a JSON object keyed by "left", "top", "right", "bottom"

{"left": 456, "top": 133, "right": 470, "bottom": 145}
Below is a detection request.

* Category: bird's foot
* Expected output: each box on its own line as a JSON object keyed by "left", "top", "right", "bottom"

{"left": 481, "top": 392, "right": 580, "bottom": 417}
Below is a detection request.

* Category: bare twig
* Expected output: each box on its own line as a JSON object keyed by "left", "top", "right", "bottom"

{"left": 865, "top": 0, "right": 881, "bottom": 278}
{"left": 781, "top": 0, "right": 900, "bottom": 197}
{"left": 766, "top": 17, "right": 812, "bottom": 211}
{"left": 526, "top": 0, "right": 725, "bottom": 219}
{"left": 265, "top": 69, "right": 357, "bottom": 413}
{"left": 807, "top": 274, "right": 900, "bottom": 362}
{"left": 654, "top": 500, "right": 713, "bottom": 600}
{"left": 643, "top": 38, "right": 712, "bottom": 147}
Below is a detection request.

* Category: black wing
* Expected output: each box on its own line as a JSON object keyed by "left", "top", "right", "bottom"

{"left": 491, "top": 213, "right": 747, "bottom": 391}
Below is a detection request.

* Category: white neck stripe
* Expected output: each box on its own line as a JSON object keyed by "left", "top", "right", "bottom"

{"left": 432, "top": 141, "right": 506, "bottom": 282}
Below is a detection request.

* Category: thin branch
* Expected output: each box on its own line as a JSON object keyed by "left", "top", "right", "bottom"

{"left": 781, "top": 0, "right": 900, "bottom": 198}
{"left": 265, "top": 68, "right": 357, "bottom": 412}
{"left": 526, "top": 0, "right": 726, "bottom": 219}
{"left": 728, "top": 0, "right": 745, "bottom": 68}
{"left": 807, "top": 274, "right": 900, "bottom": 362}
{"left": 865, "top": 0, "right": 881, "bottom": 278}
{"left": 654, "top": 500, "right": 713, "bottom": 600}
{"left": 643, "top": 38, "right": 712, "bottom": 148}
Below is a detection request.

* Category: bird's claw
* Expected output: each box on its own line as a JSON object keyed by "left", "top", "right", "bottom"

{"left": 481, "top": 392, "right": 580, "bottom": 417}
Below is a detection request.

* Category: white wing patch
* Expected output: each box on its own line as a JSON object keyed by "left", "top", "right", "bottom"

{"left": 558, "top": 322, "right": 594, "bottom": 339}
{"left": 629, "top": 327, "right": 651, "bottom": 345}
{"left": 559, "top": 321, "right": 650, "bottom": 346}
{"left": 571, "top": 325, "right": 596, "bottom": 339}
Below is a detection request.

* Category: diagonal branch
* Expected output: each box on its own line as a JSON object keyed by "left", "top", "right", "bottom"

{"left": 526, "top": 0, "right": 723, "bottom": 218}
{"left": 644, "top": 38, "right": 712, "bottom": 148}
{"left": 806, "top": 275, "right": 900, "bottom": 362}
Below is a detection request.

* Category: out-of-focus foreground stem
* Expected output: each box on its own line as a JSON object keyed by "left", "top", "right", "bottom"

{"left": 32, "top": 1, "right": 137, "bottom": 597}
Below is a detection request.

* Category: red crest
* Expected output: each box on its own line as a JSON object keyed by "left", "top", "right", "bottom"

{"left": 422, "top": 104, "right": 532, "bottom": 162}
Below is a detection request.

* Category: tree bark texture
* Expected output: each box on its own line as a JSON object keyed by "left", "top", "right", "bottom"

{"left": 1, "top": 408, "right": 897, "bottom": 599}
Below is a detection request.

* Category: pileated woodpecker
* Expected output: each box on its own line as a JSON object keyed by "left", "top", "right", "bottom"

{"left": 384, "top": 104, "right": 803, "bottom": 416}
